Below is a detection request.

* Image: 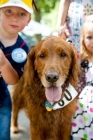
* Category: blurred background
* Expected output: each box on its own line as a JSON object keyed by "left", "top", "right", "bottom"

{"left": 20, "top": 0, "right": 60, "bottom": 49}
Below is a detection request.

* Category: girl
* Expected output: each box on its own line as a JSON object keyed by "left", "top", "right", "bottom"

{"left": 57, "top": 0, "right": 93, "bottom": 52}
{"left": 71, "top": 15, "right": 93, "bottom": 140}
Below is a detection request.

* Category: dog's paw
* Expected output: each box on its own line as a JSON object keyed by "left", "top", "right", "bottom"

{"left": 11, "top": 126, "right": 19, "bottom": 133}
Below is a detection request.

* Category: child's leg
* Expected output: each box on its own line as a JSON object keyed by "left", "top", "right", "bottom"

{"left": 0, "top": 91, "right": 12, "bottom": 140}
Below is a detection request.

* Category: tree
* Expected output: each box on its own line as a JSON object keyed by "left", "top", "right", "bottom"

{"left": 34, "top": 0, "right": 58, "bottom": 22}
{"left": 33, "top": 0, "right": 60, "bottom": 41}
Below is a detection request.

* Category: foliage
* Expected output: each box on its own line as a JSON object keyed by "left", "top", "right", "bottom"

{"left": 34, "top": 0, "right": 59, "bottom": 13}
{"left": 32, "top": 0, "right": 60, "bottom": 41}
{"left": 33, "top": 0, "right": 60, "bottom": 30}
{"left": 41, "top": 1, "right": 60, "bottom": 31}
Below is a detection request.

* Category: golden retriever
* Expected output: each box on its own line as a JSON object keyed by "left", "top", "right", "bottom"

{"left": 11, "top": 36, "right": 80, "bottom": 140}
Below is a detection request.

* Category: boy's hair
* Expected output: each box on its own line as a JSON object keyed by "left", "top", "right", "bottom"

{"left": 0, "top": 0, "right": 38, "bottom": 13}
{"left": 80, "top": 15, "right": 93, "bottom": 60}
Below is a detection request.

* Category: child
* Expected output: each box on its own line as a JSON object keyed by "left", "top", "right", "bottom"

{"left": 71, "top": 15, "right": 93, "bottom": 140}
{"left": 0, "top": 0, "right": 36, "bottom": 139}
{"left": 57, "top": 0, "right": 93, "bottom": 52}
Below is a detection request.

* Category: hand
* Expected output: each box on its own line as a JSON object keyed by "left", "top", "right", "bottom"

{"left": 58, "top": 25, "right": 71, "bottom": 39}
{"left": 0, "top": 49, "right": 7, "bottom": 67}
{"left": 0, "top": 49, "right": 19, "bottom": 84}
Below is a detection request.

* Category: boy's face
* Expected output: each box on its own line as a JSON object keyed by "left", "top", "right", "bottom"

{"left": 0, "top": 6, "right": 31, "bottom": 35}
{"left": 84, "top": 23, "right": 93, "bottom": 53}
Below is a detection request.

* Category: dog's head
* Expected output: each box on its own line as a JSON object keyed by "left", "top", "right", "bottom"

{"left": 24, "top": 36, "right": 79, "bottom": 102}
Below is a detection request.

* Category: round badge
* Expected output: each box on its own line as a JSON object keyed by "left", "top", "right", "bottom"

{"left": 12, "top": 48, "right": 27, "bottom": 63}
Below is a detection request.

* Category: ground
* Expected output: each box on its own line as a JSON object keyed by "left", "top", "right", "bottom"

{"left": 11, "top": 110, "right": 30, "bottom": 140}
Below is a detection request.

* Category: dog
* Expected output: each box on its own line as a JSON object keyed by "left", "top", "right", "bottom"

{"left": 11, "top": 36, "right": 80, "bottom": 140}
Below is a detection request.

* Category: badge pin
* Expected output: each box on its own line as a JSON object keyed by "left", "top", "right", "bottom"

{"left": 12, "top": 48, "right": 27, "bottom": 63}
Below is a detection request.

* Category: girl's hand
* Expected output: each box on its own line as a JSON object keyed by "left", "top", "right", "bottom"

{"left": 0, "top": 49, "right": 7, "bottom": 67}
{"left": 58, "top": 25, "right": 71, "bottom": 40}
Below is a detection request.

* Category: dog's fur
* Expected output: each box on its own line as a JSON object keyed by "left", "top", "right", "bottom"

{"left": 11, "top": 36, "right": 80, "bottom": 140}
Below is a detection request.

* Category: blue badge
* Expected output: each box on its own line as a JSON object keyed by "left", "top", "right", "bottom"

{"left": 12, "top": 48, "right": 27, "bottom": 63}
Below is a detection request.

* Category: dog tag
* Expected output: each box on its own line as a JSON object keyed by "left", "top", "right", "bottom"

{"left": 12, "top": 48, "right": 27, "bottom": 63}
{"left": 45, "top": 101, "right": 53, "bottom": 111}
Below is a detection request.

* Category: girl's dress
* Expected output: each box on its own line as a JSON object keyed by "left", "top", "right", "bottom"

{"left": 66, "top": 0, "right": 93, "bottom": 52}
{"left": 71, "top": 62, "right": 93, "bottom": 140}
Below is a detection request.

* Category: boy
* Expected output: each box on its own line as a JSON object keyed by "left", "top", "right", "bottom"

{"left": 0, "top": 0, "right": 35, "bottom": 139}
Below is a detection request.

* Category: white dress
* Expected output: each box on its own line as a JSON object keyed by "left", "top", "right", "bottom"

{"left": 71, "top": 62, "right": 93, "bottom": 140}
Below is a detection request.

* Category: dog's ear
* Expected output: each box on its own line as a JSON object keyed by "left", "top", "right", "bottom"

{"left": 69, "top": 45, "right": 80, "bottom": 86}
{"left": 24, "top": 40, "right": 44, "bottom": 85}
{"left": 24, "top": 46, "right": 35, "bottom": 85}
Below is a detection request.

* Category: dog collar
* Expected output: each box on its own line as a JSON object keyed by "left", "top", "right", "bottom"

{"left": 45, "top": 84, "right": 78, "bottom": 111}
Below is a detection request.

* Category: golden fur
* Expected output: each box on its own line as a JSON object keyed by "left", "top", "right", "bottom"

{"left": 11, "top": 36, "right": 79, "bottom": 140}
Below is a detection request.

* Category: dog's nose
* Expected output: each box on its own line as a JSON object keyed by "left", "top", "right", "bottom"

{"left": 45, "top": 71, "right": 59, "bottom": 83}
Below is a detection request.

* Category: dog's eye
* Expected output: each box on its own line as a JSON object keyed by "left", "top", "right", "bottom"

{"left": 39, "top": 54, "right": 45, "bottom": 58}
{"left": 60, "top": 52, "right": 66, "bottom": 57}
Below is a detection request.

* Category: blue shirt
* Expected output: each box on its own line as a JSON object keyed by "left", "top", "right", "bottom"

{"left": 0, "top": 35, "right": 29, "bottom": 104}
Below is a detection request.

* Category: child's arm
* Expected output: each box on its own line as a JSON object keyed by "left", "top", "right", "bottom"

{"left": 0, "top": 49, "right": 19, "bottom": 85}
{"left": 57, "top": 0, "right": 71, "bottom": 39}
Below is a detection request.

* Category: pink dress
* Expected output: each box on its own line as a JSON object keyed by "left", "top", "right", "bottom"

{"left": 66, "top": 0, "right": 93, "bottom": 52}
{"left": 71, "top": 62, "right": 93, "bottom": 140}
